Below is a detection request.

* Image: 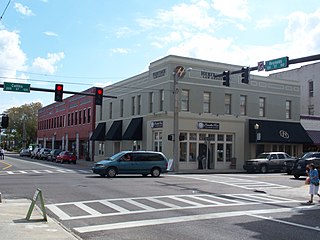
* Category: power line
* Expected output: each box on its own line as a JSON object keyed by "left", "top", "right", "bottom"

{"left": 0, "top": 0, "right": 11, "bottom": 22}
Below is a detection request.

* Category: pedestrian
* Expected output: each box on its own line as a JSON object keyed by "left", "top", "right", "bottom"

{"left": 307, "top": 163, "right": 320, "bottom": 204}
{"left": 0, "top": 148, "right": 4, "bottom": 160}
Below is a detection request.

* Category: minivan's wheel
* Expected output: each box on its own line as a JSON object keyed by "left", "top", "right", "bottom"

{"left": 294, "top": 174, "right": 300, "bottom": 179}
{"left": 260, "top": 165, "right": 268, "bottom": 173}
{"left": 106, "top": 167, "right": 117, "bottom": 178}
{"left": 151, "top": 167, "right": 161, "bottom": 177}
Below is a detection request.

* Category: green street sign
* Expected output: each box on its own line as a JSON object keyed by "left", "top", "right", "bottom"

{"left": 3, "top": 82, "right": 30, "bottom": 93}
{"left": 265, "top": 57, "right": 289, "bottom": 71}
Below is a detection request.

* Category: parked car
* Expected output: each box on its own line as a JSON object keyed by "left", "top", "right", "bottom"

{"left": 31, "top": 147, "right": 41, "bottom": 158}
{"left": 243, "top": 152, "right": 295, "bottom": 173}
{"left": 38, "top": 148, "right": 51, "bottom": 160}
{"left": 92, "top": 151, "right": 169, "bottom": 178}
{"left": 291, "top": 152, "right": 320, "bottom": 179}
{"left": 19, "top": 148, "right": 31, "bottom": 157}
{"left": 47, "top": 149, "right": 63, "bottom": 162}
{"left": 284, "top": 152, "right": 320, "bottom": 174}
{"left": 56, "top": 151, "right": 77, "bottom": 164}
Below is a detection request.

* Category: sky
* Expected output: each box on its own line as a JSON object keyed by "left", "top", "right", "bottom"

{"left": 0, "top": 0, "right": 320, "bottom": 113}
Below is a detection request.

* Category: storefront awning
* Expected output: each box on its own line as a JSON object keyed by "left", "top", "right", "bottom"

{"left": 105, "top": 120, "right": 122, "bottom": 140}
{"left": 122, "top": 117, "right": 143, "bottom": 140}
{"left": 306, "top": 130, "right": 320, "bottom": 144}
{"left": 249, "top": 119, "right": 313, "bottom": 144}
{"left": 90, "top": 122, "right": 106, "bottom": 141}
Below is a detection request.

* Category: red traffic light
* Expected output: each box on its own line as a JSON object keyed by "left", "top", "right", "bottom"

{"left": 54, "top": 84, "right": 63, "bottom": 102}
{"left": 56, "top": 85, "right": 63, "bottom": 91}
{"left": 97, "top": 89, "right": 103, "bottom": 95}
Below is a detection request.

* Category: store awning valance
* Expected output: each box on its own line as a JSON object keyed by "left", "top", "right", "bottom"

{"left": 306, "top": 130, "right": 320, "bottom": 144}
{"left": 105, "top": 120, "right": 122, "bottom": 140}
{"left": 249, "top": 119, "right": 312, "bottom": 144}
{"left": 90, "top": 122, "right": 106, "bottom": 141}
{"left": 122, "top": 117, "right": 143, "bottom": 140}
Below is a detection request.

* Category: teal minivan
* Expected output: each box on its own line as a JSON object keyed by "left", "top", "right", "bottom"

{"left": 92, "top": 151, "right": 168, "bottom": 177}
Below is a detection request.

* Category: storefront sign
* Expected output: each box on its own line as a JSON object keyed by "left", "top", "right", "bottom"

{"left": 153, "top": 69, "right": 166, "bottom": 79}
{"left": 197, "top": 122, "right": 220, "bottom": 130}
{"left": 150, "top": 120, "right": 163, "bottom": 128}
{"left": 200, "top": 71, "right": 217, "bottom": 79}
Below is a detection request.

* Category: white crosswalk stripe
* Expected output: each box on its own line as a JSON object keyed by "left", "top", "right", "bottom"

{"left": 46, "top": 193, "right": 299, "bottom": 221}
{"left": 0, "top": 169, "right": 91, "bottom": 175}
{"left": 171, "top": 174, "right": 291, "bottom": 190}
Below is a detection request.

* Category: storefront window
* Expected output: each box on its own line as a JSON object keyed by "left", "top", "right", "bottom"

{"left": 226, "top": 143, "right": 232, "bottom": 162}
{"left": 217, "top": 143, "right": 224, "bottom": 162}
{"left": 189, "top": 133, "right": 197, "bottom": 141}
{"left": 154, "top": 131, "right": 162, "bottom": 152}
{"left": 180, "top": 142, "right": 187, "bottom": 161}
{"left": 189, "top": 142, "right": 196, "bottom": 162}
{"left": 218, "top": 134, "right": 224, "bottom": 141}
{"left": 199, "top": 134, "right": 206, "bottom": 141}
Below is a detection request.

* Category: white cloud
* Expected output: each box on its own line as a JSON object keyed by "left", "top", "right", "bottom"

{"left": 0, "top": 30, "right": 27, "bottom": 79}
{"left": 44, "top": 31, "right": 58, "bottom": 37}
{"left": 31, "top": 52, "right": 65, "bottom": 74}
{"left": 111, "top": 48, "right": 129, "bottom": 54}
{"left": 14, "top": 3, "right": 34, "bottom": 16}
{"left": 211, "top": 0, "right": 250, "bottom": 20}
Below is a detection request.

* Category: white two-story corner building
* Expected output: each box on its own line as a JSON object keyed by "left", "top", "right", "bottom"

{"left": 91, "top": 55, "right": 312, "bottom": 171}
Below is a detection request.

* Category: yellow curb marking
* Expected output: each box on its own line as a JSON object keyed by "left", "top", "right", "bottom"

{"left": 1, "top": 161, "right": 12, "bottom": 170}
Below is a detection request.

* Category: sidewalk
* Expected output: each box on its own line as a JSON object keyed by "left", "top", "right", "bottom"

{"left": 0, "top": 198, "right": 79, "bottom": 240}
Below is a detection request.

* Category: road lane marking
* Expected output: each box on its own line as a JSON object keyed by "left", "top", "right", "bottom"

{"left": 73, "top": 207, "right": 299, "bottom": 233}
{"left": 248, "top": 214, "right": 320, "bottom": 232}
{"left": 0, "top": 161, "right": 12, "bottom": 170}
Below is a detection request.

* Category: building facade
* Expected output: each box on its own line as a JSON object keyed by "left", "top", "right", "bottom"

{"left": 271, "top": 62, "right": 320, "bottom": 150}
{"left": 37, "top": 87, "right": 97, "bottom": 160}
{"left": 91, "top": 55, "right": 311, "bottom": 171}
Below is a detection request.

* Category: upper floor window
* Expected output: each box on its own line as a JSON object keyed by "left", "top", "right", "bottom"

{"left": 309, "top": 81, "right": 314, "bottom": 97}
{"left": 308, "top": 105, "right": 314, "bottom": 115}
{"left": 132, "top": 96, "right": 135, "bottom": 115}
{"left": 181, "top": 89, "right": 189, "bottom": 111}
{"left": 259, "top": 97, "right": 266, "bottom": 117}
{"left": 149, "top": 92, "right": 154, "bottom": 113}
{"left": 78, "top": 110, "right": 82, "bottom": 124}
{"left": 83, "top": 109, "right": 86, "bottom": 124}
{"left": 109, "top": 102, "right": 113, "bottom": 119}
{"left": 224, "top": 94, "right": 231, "bottom": 115}
{"left": 240, "top": 95, "right": 247, "bottom": 116}
{"left": 203, "top": 92, "right": 210, "bottom": 113}
{"left": 159, "top": 90, "right": 164, "bottom": 111}
{"left": 120, "top": 99, "right": 124, "bottom": 117}
{"left": 88, "top": 108, "right": 91, "bottom": 123}
{"left": 137, "top": 95, "right": 141, "bottom": 115}
{"left": 285, "top": 100, "right": 291, "bottom": 119}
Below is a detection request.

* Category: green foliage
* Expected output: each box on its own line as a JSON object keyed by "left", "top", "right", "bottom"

{"left": 2, "top": 102, "right": 42, "bottom": 149}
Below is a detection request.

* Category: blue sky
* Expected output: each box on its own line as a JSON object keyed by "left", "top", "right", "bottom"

{"left": 0, "top": 0, "right": 320, "bottom": 113}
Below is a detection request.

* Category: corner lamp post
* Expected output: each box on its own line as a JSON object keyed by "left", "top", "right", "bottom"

{"left": 254, "top": 123, "right": 259, "bottom": 157}
{"left": 173, "top": 66, "right": 192, "bottom": 172}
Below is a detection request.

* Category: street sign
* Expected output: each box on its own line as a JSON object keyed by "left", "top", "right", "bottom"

{"left": 265, "top": 57, "right": 289, "bottom": 71}
{"left": 257, "top": 61, "right": 265, "bottom": 71}
{"left": 3, "top": 82, "right": 30, "bottom": 93}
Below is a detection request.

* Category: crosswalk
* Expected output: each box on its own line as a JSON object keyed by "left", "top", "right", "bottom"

{"left": 0, "top": 169, "right": 92, "bottom": 175}
{"left": 171, "top": 174, "right": 291, "bottom": 190}
{"left": 46, "top": 193, "right": 299, "bottom": 221}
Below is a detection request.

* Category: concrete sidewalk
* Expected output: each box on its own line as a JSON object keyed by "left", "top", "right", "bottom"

{"left": 0, "top": 198, "right": 79, "bottom": 240}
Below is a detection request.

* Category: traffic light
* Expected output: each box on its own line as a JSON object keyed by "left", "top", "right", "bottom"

{"left": 241, "top": 67, "right": 250, "bottom": 84}
{"left": 54, "top": 84, "right": 63, "bottom": 102}
{"left": 95, "top": 87, "right": 103, "bottom": 105}
{"left": 1, "top": 115, "right": 9, "bottom": 128}
{"left": 222, "top": 71, "right": 230, "bottom": 87}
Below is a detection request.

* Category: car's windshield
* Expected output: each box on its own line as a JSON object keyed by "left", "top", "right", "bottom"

{"left": 256, "top": 153, "right": 270, "bottom": 159}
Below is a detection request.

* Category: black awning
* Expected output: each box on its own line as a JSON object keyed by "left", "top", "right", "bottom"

{"left": 306, "top": 130, "right": 320, "bottom": 144}
{"left": 105, "top": 120, "right": 122, "bottom": 140}
{"left": 122, "top": 117, "right": 143, "bottom": 140}
{"left": 249, "top": 119, "right": 313, "bottom": 144}
{"left": 90, "top": 122, "right": 106, "bottom": 141}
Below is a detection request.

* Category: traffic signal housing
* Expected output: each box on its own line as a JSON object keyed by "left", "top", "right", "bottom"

{"left": 54, "top": 84, "right": 63, "bottom": 102}
{"left": 1, "top": 115, "right": 9, "bottom": 128}
{"left": 222, "top": 71, "right": 230, "bottom": 87}
{"left": 241, "top": 67, "right": 250, "bottom": 84}
{"left": 95, "top": 87, "right": 103, "bottom": 105}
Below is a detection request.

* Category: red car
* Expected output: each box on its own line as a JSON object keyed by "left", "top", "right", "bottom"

{"left": 56, "top": 151, "right": 77, "bottom": 164}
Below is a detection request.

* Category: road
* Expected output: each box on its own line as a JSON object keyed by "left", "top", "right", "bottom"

{"left": 1, "top": 154, "right": 319, "bottom": 240}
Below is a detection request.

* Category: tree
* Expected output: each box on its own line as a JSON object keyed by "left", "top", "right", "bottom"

{"left": 2, "top": 102, "right": 42, "bottom": 150}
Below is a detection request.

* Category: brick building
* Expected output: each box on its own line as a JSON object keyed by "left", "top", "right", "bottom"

{"left": 37, "top": 87, "right": 97, "bottom": 160}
